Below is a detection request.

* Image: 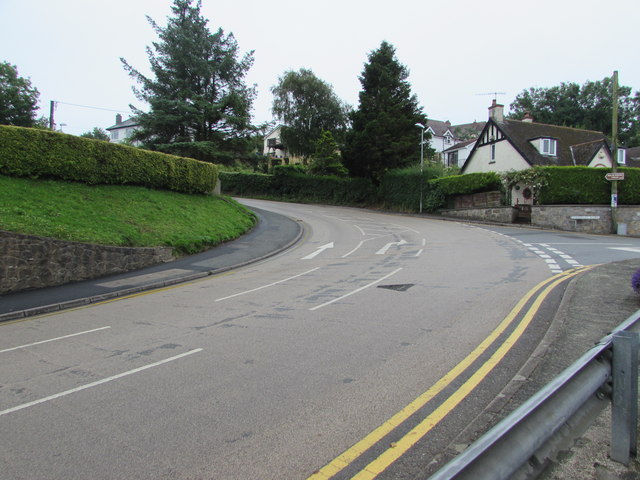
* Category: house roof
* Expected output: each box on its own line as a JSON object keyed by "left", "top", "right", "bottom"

{"left": 452, "top": 121, "right": 486, "bottom": 139}
{"left": 443, "top": 138, "right": 476, "bottom": 153}
{"left": 462, "top": 118, "right": 610, "bottom": 172}
{"left": 499, "top": 119, "right": 608, "bottom": 167}
{"left": 625, "top": 146, "right": 640, "bottom": 168}
{"left": 106, "top": 117, "right": 139, "bottom": 131}
{"left": 426, "top": 119, "right": 454, "bottom": 137}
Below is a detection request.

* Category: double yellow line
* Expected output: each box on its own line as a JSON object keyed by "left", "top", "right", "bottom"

{"left": 308, "top": 266, "right": 592, "bottom": 480}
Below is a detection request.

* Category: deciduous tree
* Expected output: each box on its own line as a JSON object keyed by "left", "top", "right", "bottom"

{"left": 271, "top": 68, "right": 349, "bottom": 159}
{"left": 0, "top": 61, "right": 40, "bottom": 127}
{"left": 80, "top": 127, "right": 110, "bottom": 141}
{"left": 509, "top": 77, "right": 640, "bottom": 146}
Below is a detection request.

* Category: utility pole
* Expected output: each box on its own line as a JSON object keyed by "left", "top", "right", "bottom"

{"left": 49, "top": 100, "right": 56, "bottom": 130}
{"left": 611, "top": 71, "right": 619, "bottom": 233}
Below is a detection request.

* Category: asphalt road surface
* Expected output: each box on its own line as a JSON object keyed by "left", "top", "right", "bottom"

{"left": 2, "top": 200, "right": 639, "bottom": 480}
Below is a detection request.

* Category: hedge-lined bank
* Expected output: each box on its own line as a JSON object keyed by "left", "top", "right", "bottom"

{"left": 220, "top": 169, "right": 377, "bottom": 206}
{"left": 0, "top": 125, "right": 218, "bottom": 194}
{"left": 221, "top": 166, "right": 640, "bottom": 211}
{"left": 220, "top": 167, "right": 501, "bottom": 212}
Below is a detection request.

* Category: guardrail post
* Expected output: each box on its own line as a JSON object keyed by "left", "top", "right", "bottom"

{"left": 611, "top": 331, "right": 639, "bottom": 465}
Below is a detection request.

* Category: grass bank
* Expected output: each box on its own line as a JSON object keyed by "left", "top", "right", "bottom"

{"left": 0, "top": 175, "right": 256, "bottom": 256}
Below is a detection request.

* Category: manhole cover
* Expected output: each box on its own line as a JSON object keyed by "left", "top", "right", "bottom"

{"left": 377, "top": 284, "right": 414, "bottom": 292}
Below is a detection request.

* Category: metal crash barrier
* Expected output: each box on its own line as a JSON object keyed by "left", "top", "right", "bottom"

{"left": 428, "top": 309, "right": 640, "bottom": 480}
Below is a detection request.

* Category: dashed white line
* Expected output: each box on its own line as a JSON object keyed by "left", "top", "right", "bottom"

{"left": 0, "top": 327, "right": 111, "bottom": 354}
{"left": 215, "top": 267, "right": 320, "bottom": 302}
{"left": 0, "top": 349, "right": 203, "bottom": 417}
{"left": 309, "top": 268, "right": 403, "bottom": 311}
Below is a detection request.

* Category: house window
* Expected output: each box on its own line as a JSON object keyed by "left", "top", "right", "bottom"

{"left": 618, "top": 148, "right": 626, "bottom": 165}
{"left": 490, "top": 144, "right": 496, "bottom": 162}
{"left": 447, "top": 151, "right": 458, "bottom": 167}
{"left": 111, "top": 130, "right": 119, "bottom": 140}
{"left": 541, "top": 138, "right": 557, "bottom": 156}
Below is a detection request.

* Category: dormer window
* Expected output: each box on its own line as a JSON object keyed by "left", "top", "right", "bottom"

{"left": 540, "top": 138, "right": 557, "bottom": 156}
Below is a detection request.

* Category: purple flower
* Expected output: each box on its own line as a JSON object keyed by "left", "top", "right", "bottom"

{"left": 633, "top": 269, "right": 640, "bottom": 295}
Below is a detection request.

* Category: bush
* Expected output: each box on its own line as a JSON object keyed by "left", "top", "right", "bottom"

{"left": 0, "top": 125, "right": 218, "bottom": 194}
{"left": 380, "top": 165, "right": 447, "bottom": 212}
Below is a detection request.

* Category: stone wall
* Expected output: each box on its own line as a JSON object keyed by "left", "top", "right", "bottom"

{"left": 439, "top": 205, "right": 640, "bottom": 237}
{"left": 0, "top": 231, "right": 174, "bottom": 294}
{"left": 532, "top": 206, "right": 613, "bottom": 234}
{"left": 440, "top": 206, "right": 519, "bottom": 224}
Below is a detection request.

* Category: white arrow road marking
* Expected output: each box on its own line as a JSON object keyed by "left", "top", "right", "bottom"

{"left": 376, "top": 239, "right": 408, "bottom": 255}
{"left": 302, "top": 242, "right": 334, "bottom": 260}
{"left": 609, "top": 247, "right": 640, "bottom": 253}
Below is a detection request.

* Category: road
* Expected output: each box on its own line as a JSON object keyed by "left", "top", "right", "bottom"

{"left": 1, "top": 200, "right": 639, "bottom": 480}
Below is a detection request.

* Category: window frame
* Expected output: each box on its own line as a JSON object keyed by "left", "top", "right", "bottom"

{"left": 540, "top": 138, "right": 557, "bottom": 156}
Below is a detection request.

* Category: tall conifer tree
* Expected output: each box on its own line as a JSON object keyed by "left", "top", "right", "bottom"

{"left": 343, "top": 41, "right": 427, "bottom": 182}
{"left": 121, "top": 0, "right": 256, "bottom": 163}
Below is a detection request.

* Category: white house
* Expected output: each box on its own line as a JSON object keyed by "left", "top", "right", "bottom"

{"left": 263, "top": 125, "right": 287, "bottom": 159}
{"left": 461, "top": 101, "right": 617, "bottom": 175}
{"left": 425, "top": 119, "right": 485, "bottom": 163}
{"left": 443, "top": 138, "right": 477, "bottom": 168}
{"left": 106, "top": 114, "right": 141, "bottom": 145}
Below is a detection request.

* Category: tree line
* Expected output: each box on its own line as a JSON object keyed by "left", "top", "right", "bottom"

{"left": 2, "top": 0, "right": 639, "bottom": 184}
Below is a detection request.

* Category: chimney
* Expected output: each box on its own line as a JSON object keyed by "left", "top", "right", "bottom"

{"left": 522, "top": 111, "right": 534, "bottom": 123}
{"left": 116, "top": 113, "right": 123, "bottom": 125}
{"left": 488, "top": 99, "right": 504, "bottom": 122}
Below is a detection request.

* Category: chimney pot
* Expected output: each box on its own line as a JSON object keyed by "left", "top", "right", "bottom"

{"left": 116, "top": 114, "right": 123, "bottom": 125}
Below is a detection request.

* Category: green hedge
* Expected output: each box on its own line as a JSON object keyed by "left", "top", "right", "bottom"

{"left": 430, "top": 172, "right": 503, "bottom": 195}
{"left": 220, "top": 171, "right": 376, "bottom": 205}
{"left": 538, "top": 166, "right": 640, "bottom": 205}
{"left": 0, "top": 125, "right": 218, "bottom": 194}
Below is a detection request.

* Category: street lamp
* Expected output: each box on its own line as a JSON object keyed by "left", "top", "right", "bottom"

{"left": 415, "top": 123, "right": 426, "bottom": 213}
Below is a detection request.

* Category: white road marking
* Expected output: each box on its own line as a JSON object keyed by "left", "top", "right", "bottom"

{"left": 309, "top": 268, "right": 403, "bottom": 311}
{"left": 302, "top": 242, "right": 334, "bottom": 260}
{"left": 342, "top": 241, "right": 365, "bottom": 258}
{"left": 0, "top": 349, "right": 203, "bottom": 417}
{"left": 215, "top": 267, "right": 321, "bottom": 302}
{"left": 609, "top": 247, "right": 640, "bottom": 253}
{"left": 376, "top": 240, "right": 408, "bottom": 255}
{"left": 0, "top": 327, "right": 111, "bottom": 354}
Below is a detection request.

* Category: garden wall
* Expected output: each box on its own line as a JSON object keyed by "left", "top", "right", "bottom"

{"left": 0, "top": 231, "right": 174, "bottom": 294}
{"left": 439, "top": 205, "right": 640, "bottom": 237}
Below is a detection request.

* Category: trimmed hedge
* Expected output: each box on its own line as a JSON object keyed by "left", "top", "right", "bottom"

{"left": 538, "top": 166, "right": 640, "bottom": 205}
{"left": 0, "top": 125, "right": 218, "bottom": 194}
{"left": 430, "top": 172, "right": 503, "bottom": 195}
{"left": 220, "top": 171, "right": 376, "bottom": 205}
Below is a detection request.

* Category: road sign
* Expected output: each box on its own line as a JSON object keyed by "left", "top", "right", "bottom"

{"left": 606, "top": 172, "right": 625, "bottom": 181}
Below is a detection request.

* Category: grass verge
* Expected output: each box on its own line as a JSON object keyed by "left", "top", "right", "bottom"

{"left": 0, "top": 175, "right": 256, "bottom": 256}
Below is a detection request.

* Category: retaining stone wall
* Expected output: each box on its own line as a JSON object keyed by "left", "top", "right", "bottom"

{"left": 440, "top": 206, "right": 518, "bottom": 224}
{"left": 0, "top": 231, "right": 174, "bottom": 294}
{"left": 439, "top": 205, "right": 640, "bottom": 236}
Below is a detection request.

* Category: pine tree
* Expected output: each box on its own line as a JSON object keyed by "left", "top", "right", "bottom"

{"left": 121, "top": 0, "right": 256, "bottom": 163}
{"left": 343, "top": 41, "right": 427, "bottom": 182}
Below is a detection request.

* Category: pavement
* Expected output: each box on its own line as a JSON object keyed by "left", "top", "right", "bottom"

{"left": 1, "top": 205, "right": 640, "bottom": 478}
{"left": 0, "top": 206, "right": 303, "bottom": 321}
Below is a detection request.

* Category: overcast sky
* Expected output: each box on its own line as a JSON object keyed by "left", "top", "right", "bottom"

{"left": 1, "top": 0, "right": 639, "bottom": 136}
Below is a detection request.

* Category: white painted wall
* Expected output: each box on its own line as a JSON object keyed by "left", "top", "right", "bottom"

{"left": 463, "top": 140, "right": 530, "bottom": 173}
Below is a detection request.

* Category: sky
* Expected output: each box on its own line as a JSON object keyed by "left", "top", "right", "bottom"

{"left": 1, "top": 0, "right": 639, "bottom": 136}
